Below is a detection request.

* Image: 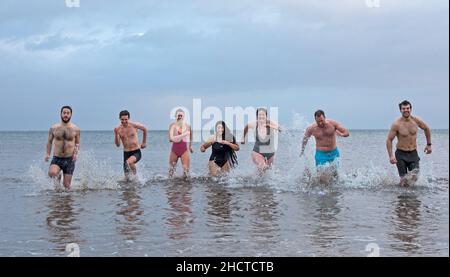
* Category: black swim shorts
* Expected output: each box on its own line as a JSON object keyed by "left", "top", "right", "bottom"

{"left": 50, "top": 156, "right": 76, "bottom": 175}
{"left": 123, "top": 149, "right": 142, "bottom": 173}
{"left": 395, "top": 149, "right": 420, "bottom": 177}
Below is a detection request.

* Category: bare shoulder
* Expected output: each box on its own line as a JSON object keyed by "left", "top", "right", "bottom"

{"left": 269, "top": 120, "right": 279, "bottom": 125}
{"left": 247, "top": 121, "right": 256, "bottom": 129}
{"left": 131, "top": 121, "right": 145, "bottom": 128}
{"left": 305, "top": 123, "right": 316, "bottom": 134}
{"left": 309, "top": 123, "right": 318, "bottom": 130}
{"left": 206, "top": 135, "right": 215, "bottom": 143}
{"left": 49, "top": 124, "right": 58, "bottom": 134}
{"left": 390, "top": 118, "right": 402, "bottom": 130}
{"left": 411, "top": 116, "right": 425, "bottom": 125}
{"left": 327, "top": 119, "right": 340, "bottom": 127}
{"left": 69, "top": 124, "right": 80, "bottom": 132}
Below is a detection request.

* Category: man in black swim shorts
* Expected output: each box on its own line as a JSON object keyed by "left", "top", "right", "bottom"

{"left": 114, "top": 110, "right": 148, "bottom": 180}
{"left": 387, "top": 100, "right": 432, "bottom": 187}
{"left": 45, "top": 106, "right": 80, "bottom": 189}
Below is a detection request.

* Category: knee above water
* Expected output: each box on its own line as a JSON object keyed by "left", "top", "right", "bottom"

{"left": 48, "top": 170, "right": 59, "bottom": 177}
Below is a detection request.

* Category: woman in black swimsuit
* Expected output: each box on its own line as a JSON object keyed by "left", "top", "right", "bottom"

{"left": 200, "top": 121, "right": 239, "bottom": 177}
{"left": 241, "top": 108, "right": 281, "bottom": 172}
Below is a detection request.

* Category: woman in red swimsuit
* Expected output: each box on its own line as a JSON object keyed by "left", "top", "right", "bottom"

{"left": 168, "top": 109, "right": 193, "bottom": 179}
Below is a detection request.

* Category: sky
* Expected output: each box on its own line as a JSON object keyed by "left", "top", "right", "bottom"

{"left": 0, "top": 0, "right": 448, "bottom": 130}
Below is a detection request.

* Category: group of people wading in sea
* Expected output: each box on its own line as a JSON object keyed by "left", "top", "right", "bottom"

{"left": 45, "top": 100, "right": 432, "bottom": 189}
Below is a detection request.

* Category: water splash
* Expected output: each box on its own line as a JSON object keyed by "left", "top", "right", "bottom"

{"left": 28, "top": 150, "right": 122, "bottom": 192}
{"left": 23, "top": 113, "right": 447, "bottom": 195}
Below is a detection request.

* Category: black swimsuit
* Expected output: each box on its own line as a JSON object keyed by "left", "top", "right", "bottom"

{"left": 253, "top": 124, "right": 275, "bottom": 161}
{"left": 210, "top": 142, "right": 229, "bottom": 168}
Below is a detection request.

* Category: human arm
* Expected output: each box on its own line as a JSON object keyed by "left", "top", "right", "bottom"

{"left": 241, "top": 122, "right": 255, "bottom": 144}
{"left": 300, "top": 127, "right": 313, "bottom": 157}
{"left": 72, "top": 128, "right": 80, "bottom": 161}
{"left": 200, "top": 136, "right": 215, "bottom": 153}
{"left": 267, "top": 120, "right": 282, "bottom": 132}
{"left": 386, "top": 123, "right": 398, "bottom": 164}
{"left": 132, "top": 122, "right": 148, "bottom": 149}
{"left": 414, "top": 117, "right": 432, "bottom": 154}
{"left": 333, "top": 120, "right": 349, "bottom": 137}
{"left": 220, "top": 138, "right": 240, "bottom": 151}
{"left": 114, "top": 126, "right": 121, "bottom": 147}
{"left": 45, "top": 127, "right": 54, "bottom": 162}
{"left": 188, "top": 124, "right": 194, "bottom": 153}
{"left": 169, "top": 124, "right": 190, "bottom": 143}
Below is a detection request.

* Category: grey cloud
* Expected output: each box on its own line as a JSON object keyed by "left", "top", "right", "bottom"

{"left": 0, "top": 0, "right": 447, "bottom": 130}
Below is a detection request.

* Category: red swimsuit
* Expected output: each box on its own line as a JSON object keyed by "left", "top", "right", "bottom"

{"left": 171, "top": 128, "right": 188, "bottom": 158}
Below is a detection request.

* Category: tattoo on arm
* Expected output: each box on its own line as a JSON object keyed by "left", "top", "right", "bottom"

{"left": 74, "top": 129, "right": 80, "bottom": 155}
{"left": 301, "top": 128, "right": 312, "bottom": 153}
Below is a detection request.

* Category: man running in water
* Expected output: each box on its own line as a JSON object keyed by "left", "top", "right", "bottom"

{"left": 386, "top": 100, "right": 432, "bottom": 187}
{"left": 114, "top": 110, "right": 148, "bottom": 181}
{"left": 168, "top": 109, "right": 193, "bottom": 179}
{"left": 301, "top": 110, "right": 349, "bottom": 183}
{"left": 45, "top": 106, "right": 80, "bottom": 189}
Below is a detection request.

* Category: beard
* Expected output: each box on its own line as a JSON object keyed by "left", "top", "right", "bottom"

{"left": 402, "top": 112, "right": 410, "bottom": 119}
{"left": 61, "top": 116, "right": 71, "bottom": 123}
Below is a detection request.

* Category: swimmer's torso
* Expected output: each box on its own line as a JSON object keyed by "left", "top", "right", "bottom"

{"left": 51, "top": 124, "right": 79, "bottom": 158}
{"left": 118, "top": 124, "right": 140, "bottom": 152}
{"left": 395, "top": 117, "right": 419, "bottom": 151}
{"left": 171, "top": 123, "right": 189, "bottom": 142}
{"left": 311, "top": 121, "right": 338, "bottom": 151}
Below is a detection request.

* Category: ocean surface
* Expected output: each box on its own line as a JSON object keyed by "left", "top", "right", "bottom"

{"left": 0, "top": 129, "right": 448, "bottom": 257}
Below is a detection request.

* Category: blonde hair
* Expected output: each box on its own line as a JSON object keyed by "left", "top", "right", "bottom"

{"left": 174, "top": 108, "right": 185, "bottom": 118}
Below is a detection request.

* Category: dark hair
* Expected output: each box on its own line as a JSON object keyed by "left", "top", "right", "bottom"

{"left": 215, "top": 121, "right": 238, "bottom": 168}
{"left": 119, "top": 110, "right": 130, "bottom": 118}
{"left": 314, "top": 110, "right": 325, "bottom": 118}
{"left": 61, "top": 106, "right": 72, "bottom": 114}
{"left": 399, "top": 100, "right": 412, "bottom": 110}
{"left": 256, "top": 108, "right": 268, "bottom": 117}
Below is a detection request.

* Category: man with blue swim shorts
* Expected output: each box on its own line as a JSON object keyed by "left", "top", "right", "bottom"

{"left": 315, "top": 148, "right": 341, "bottom": 167}
{"left": 301, "top": 110, "right": 349, "bottom": 183}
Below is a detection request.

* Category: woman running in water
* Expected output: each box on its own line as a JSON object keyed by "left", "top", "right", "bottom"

{"left": 241, "top": 108, "right": 281, "bottom": 172}
{"left": 169, "top": 109, "right": 193, "bottom": 178}
{"left": 200, "top": 121, "right": 239, "bottom": 177}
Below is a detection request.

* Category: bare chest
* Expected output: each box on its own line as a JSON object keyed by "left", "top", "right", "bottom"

{"left": 398, "top": 123, "right": 418, "bottom": 137}
{"left": 53, "top": 127, "right": 76, "bottom": 141}
{"left": 120, "top": 127, "right": 137, "bottom": 140}
{"left": 312, "top": 125, "right": 335, "bottom": 139}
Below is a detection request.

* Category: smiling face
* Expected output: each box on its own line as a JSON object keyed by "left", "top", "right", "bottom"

{"left": 120, "top": 115, "right": 129, "bottom": 127}
{"left": 257, "top": 109, "right": 267, "bottom": 123}
{"left": 400, "top": 104, "right": 412, "bottom": 119}
{"left": 216, "top": 123, "right": 224, "bottom": 135}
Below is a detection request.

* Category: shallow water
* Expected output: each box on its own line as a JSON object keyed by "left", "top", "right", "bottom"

{"left": 0, "top": 130, "right": 448, "bottom": 257}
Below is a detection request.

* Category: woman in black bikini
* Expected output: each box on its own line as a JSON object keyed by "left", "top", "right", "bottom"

{"left": 200, "top": 121, "right": 239, "bottom": 177}
{"left": 241, "top": 108, "right": 281, "bottom": 172}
